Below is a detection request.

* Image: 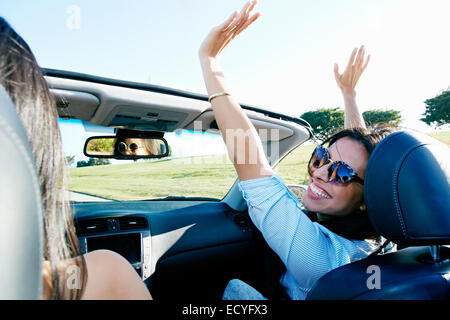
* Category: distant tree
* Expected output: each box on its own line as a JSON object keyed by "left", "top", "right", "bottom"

{"left": 421, "top": 89, "right": 450, "bottom": 128}
{"left": 76, "top": 160, "right": 89, "bottom": 168}
{"left": 362, "top": 109, "right": 402, "bottom": 128}
{"left": 66, "top": 155, "right": 75, "bottom": 167}
{"left": 87, "top": 158, "right": 110, "bottom": 166}
{"left": 76, "top": 158, "right": 110, "bottom": 167}
{"left": 300, "top": 108, "right": 344, "bottom": 142}
{"left": 101, "top": 159, "right": 111, "bottom": 165}
{"left": 86, "top": 138, "right": 115, "bottom": 153}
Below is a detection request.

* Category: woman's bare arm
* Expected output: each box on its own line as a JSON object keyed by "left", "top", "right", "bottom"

{"left": 334, "top": 46, "right": 370, "bottom": 129}
{"left": 198, "top": 1, "right": 272, "bottom": 181}
{"left": 42, "top": 250, "right": 152, "bottom": 300}
{"left": 81, "top": 250, "right": 152, "bottom": 300}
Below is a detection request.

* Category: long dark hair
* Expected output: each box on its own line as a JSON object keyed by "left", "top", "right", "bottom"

{"left": 260, "top": 126, "right": 394, "bottom": 300}
{"left": 0, "top": 17, "right": 87, "bottom": 299}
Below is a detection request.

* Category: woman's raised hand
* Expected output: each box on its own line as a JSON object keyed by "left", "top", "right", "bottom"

{"left": 198, "top": 0, "right": 260, "bottom": 60}
{"left": 334, "top": 45, "right": 370, "bottom": 96}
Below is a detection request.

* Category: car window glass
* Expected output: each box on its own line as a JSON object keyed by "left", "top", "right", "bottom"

{"left": 273, "top": 143, "right": 315, "bottom": 197}
{"left": 60, "top": 119, "right": 237, "bottom": 201}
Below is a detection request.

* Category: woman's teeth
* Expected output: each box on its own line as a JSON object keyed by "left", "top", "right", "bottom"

{"left": 310, "top": 184, "right": 330, "bottom": 199}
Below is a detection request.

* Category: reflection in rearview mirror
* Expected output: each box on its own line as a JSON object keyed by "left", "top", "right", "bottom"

{"left": 84, "top": 136, "right": 169, "bottom": 159}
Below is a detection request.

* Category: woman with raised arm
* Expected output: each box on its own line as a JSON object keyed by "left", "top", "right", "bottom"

{"left": 199, "top": 0, "right": 393, "bottom": 300}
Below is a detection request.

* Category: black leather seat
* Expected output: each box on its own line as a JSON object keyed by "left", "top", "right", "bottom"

{"left": 306, "top": 130, "right": 450, "bottom": 299}
{"left": 0, "top": 85, "right": 43, "bottom": 299}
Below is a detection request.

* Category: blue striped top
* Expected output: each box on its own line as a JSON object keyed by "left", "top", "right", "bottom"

{"left": 238, "top": 173, "right": 376, "bottom": 300}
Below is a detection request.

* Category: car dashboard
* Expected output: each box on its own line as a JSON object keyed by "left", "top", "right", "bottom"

{"left": 73, "top": 200, "right": 264, "bottom": 299}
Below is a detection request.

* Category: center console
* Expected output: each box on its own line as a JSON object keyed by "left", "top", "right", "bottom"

{"left": 77, "top": 216, "right": 152, "bottom": 280}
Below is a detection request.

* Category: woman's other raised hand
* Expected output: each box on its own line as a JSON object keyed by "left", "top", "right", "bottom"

{"left": 334, "top": 45, "right": 370, "bottom": 97}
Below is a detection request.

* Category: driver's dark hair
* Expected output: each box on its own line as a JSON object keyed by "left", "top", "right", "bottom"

{"left": 259, "top": 126, "right": 395, "bottom": 300}
{"left": 0, "top": 17, "right": 87, "bottom": 299}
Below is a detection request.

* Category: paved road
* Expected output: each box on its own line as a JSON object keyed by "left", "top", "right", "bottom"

{"left": 67, "top": 191, "right": 111, "bottom": 202}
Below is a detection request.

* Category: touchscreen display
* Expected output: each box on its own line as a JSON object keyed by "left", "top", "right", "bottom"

{"left": 87, "top": 233, "right": 141, "bottom": 264}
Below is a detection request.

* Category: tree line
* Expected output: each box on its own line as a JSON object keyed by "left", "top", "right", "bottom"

{"left": 300, "top": 108, "right": 402, "bottom": 142}
{"left": 301, "top": 87, "right": 449, "bottom": 141}
{"left": 66, "top": 156, "right": 110, "bottom": 168}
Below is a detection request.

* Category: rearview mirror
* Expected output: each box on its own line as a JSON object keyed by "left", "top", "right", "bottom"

{"left": 84, "top": 136, "right": 170, "bottom": 159}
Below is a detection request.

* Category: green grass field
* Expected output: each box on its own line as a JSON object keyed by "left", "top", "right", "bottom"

{"left": 69, "top": 155, "right": 237, "bottom": 200}
{"left": 69, "top": 145, "right": 314, "bottom": 201}
{"left": 429, "top": 130, "right": 450, "bottom": 146}
{"left": 69, "top": 131, "right": 449, "bottom": 201}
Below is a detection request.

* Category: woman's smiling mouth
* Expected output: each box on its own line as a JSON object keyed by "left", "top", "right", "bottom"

{"left": 308, "top": 183, "right": 331, "bottom": 199}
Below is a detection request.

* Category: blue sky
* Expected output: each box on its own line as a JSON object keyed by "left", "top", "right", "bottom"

{"left": 1, "top": 0, "right": 449, "bottom": 140}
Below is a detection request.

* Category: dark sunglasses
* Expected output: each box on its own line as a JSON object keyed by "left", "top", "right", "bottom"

{"left": 308, "top": 145, "right": 364, "bottom": 185}
{"left": 118, "top": 142, "right": 140, "bottom": 155}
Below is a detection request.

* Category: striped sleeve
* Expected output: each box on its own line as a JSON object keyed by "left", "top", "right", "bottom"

{"left": 238, "top": 174, "right": 371, "bottom": 289}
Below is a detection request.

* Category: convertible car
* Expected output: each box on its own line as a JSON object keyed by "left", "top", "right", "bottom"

{"left": 1, "top": 69, "right": 449, "bottom": 300}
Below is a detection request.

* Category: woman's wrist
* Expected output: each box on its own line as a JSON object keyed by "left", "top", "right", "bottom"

{"left": 199, "top": 55, "right": 229, "bottom": 98}
{"left": 199, "top": 55, "right": 218, "bottom": 66}
{"left": 200, "top": 56, "right": 223, "bottom": 73}
{"left": 341, "top": 88, "right": 356, "bottom": 99}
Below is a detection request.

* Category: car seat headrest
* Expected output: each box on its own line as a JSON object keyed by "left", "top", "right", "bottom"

{"left": 364, "top": 130, "right": 450, "bottom": 246}
{"left": 0, "top": 85, "right": 43, "bottom": 299}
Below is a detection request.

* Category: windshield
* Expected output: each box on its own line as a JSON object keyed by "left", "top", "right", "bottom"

{"left": 60, "top": 119, "right": 236, "bottom": 201}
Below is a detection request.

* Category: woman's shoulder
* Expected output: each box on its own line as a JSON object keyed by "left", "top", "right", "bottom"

{"left": 84, "top": 249, "right": 128, "bottom": 266}
{"left": 81, "top": 249, "right": 152, "bottom": 300}
{"left": 238, "top": 173, "right": 295, "bottom": 207}
{"left": 238, "top": 173, "right": 288, "bottom": 197}
{"left": 239, "top": 172, "right": 284, "bottom": 187}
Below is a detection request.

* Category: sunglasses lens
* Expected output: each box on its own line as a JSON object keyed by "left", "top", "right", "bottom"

{"left": 312, "top": 146, "right": 328, "bottom": 168}
{"left": 311, "top": 155, "right": 320, "bottom": 169}
{"left": 118, "top": 142, "right": 127, "bottom": 154}
{"left": 129, "top": 143, "right": 138, "bottom": 151}
{"left": 329, "top": 162, "right": 354, "bottom": 184}
{"left": 337, "top": 165, "right": 351, "bottom": 183}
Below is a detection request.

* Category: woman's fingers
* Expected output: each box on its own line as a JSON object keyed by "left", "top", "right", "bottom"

{"left": 346, "top": 48, "right": 358, "bottom": 70}
{"left": 334, "top": 63, "right": 342, "bottom": 86}
{"left": 351, "top": 46, "right": 370, "bottom": 87}
{"left": 355, "top": 45, "right": 365, "bottom": 68}
{"left": 219, "top": 12, "right": 260, "bottom": 53}
{"left": 241, "top": 0, "right": 257, "bottom": 20}
{"left": 336, "top": 45, "right": 370, "bottom": 91}
{"left": 223, "top": 1, "right": 259, "bottom": 43}
{"left": 228, "top": 1, "right": 256, "bottom": 36}
{"left": 234, "top": 1, "right": 253, "bottom": 28}
{"left": 221, "top": 1, "right": 252, "bottom": 35}
{"left": 361, "top": 54, "right": 371, "bottom": 72}
{"left": 232, "top": 12, "right": 261, "bottom": 38}
{"left": 199, "top": 0, "right": 259, "bottom": 59}
{"left": 221, "top": 11, "right": 239, "bottom": 32}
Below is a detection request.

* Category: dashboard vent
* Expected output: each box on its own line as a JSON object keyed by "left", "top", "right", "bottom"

{"left": 77, "top": 218, "right": 108, "bottom": 235}
{"left": 119, "top": 216, "right": 148, "bottom": 231}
